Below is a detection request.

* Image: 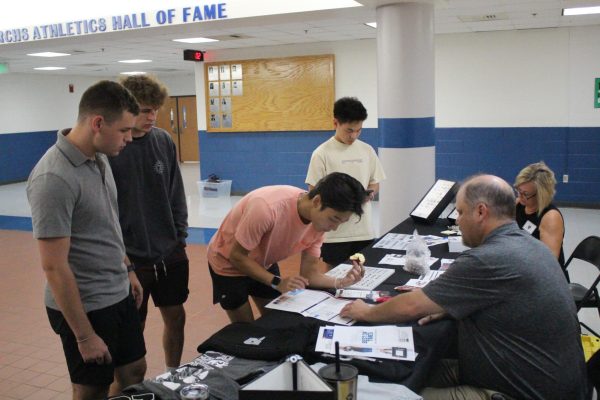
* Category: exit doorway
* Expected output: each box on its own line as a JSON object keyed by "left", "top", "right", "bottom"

{"left": 156, "top": 96, "right": 199, "bottom": 162}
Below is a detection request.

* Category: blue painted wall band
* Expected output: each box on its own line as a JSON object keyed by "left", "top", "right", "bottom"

{"left": 0, "top": 215, "right": 217, "bottom": 243}
{"left": 198, "top": 128, "right": 380, "bottom": 193}
{"left": 2, "top": 126, "right": 599, "bottom": 204}
{"left": 378, "top": 117, "right": 435, "bottom": 148}
{"left": 0, "top": 131, "right": 55, "bottom": 184}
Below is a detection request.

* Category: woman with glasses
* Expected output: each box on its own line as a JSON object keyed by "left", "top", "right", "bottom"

{"left": 514, "top": 161, "right": 565, "bottom": 266}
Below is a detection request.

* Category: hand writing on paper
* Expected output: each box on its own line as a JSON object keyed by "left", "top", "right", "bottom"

{"left": 340, "top": 299, "right": 372, "bottom": 321}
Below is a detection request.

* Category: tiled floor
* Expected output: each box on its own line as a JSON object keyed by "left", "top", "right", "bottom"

{"left": 0, "top": 229, "right": 302, "bottom": 399}
{"left": 0, "top": 164, "right": 598, "bottom": 399}
{"left": 0, "top": 164, "right": 265, "bottom": 399}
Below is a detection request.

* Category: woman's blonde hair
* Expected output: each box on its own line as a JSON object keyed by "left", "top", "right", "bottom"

{"left": 514, "top": 161, "right": 556, "bottom": 216}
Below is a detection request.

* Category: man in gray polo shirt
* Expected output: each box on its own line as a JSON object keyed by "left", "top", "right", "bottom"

{"left": 27, "top": 80, "right": 147, "bottom": 400}
{"left": 341, "top": 174, "right": 587, "bottom": 400}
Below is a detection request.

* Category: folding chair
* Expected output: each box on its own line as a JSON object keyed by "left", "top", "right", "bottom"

{"left": 563, "top": 236, "right": 600, "bottom": 337}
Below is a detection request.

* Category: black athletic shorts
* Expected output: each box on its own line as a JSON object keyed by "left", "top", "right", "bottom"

{"left": 132, "top": 244, "right": 190, "bottom": 321}
{"left": 320, "top": 240, "right": 373, "bottom": 267}
{"left": 47, "top": 293, "right": 146, "bottom": 386}
{"left": 209, "top": 263, "right": 281, "bottom": 310}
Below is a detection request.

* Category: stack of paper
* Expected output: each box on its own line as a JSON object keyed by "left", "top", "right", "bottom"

{"left": 439, "top": 258, "right": 455, "bottom": 271}
{"left": 378, "top": 253, "right": 438, "bottom": 267}
{"left": 395, "top": 270, "right": 445, "bottom": 291}
{"left": 373, "top": 233, "right": 447, "bottom": 250}
{"left": 315, "top": 325, "right": 417, "bottom": 362}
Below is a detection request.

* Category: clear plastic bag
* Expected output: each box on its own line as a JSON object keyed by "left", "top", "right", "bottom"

{"left": 404, "top": 230, "right": 431, "bottom": 275}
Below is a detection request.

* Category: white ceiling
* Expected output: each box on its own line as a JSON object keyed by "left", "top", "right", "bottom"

{"left": 1, "top": 0, "right": 599, "bottom": 77}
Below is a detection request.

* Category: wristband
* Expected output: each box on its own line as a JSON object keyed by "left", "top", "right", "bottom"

{"left": 334, "top": 277, "right": 342, "bottom": 289}
{"left": 270, "top": 275, "right": 282, "bottom": 290}
{"left": 127, "top": 263, "right": 136, "bottom": 272}
{"left": 76, "top": 336, "right": 90, "bottom": 343}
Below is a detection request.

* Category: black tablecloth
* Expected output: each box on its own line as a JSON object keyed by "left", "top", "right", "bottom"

{"left": 123, "top": 217, "right": 461, "bottom": 399}
{"left": 202, "top": 217, "right": 460, "bottom": 392}
{"left": 251, "top": 309, "right": 455, "bottom": 391}
{"left": 360, "top": 217, "right": 460, "bottom": 292}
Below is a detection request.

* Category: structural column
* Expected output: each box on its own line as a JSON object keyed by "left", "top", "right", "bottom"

{"left": 377, "top": 2, "right": 435, "bottom": 234}
{"left": 194, "top": 62, "right": 207, "bottom": 178}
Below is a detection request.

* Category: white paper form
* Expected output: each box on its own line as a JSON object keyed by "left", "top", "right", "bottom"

{"left": 439, "top": 258, "right": 455, "bottom": 271}
{"left": 265, "top": 289, "right": 354, "bottom": 325}
{"left": 373, "top": 233, "right": 446, "bottom": 251}
{"left": 332, "top": 325, "right": 416, "bottom": 361}
{"left": 373, "top": 233, "right": 413, "bottom": 250}
{"left": 379, "top": 254, "right": 439, "bottom": 267}
{"left": 420, "top": 235, "right": 448, "bottom": 247}
{"left": 448, "top": 236, "right": 471, "bottom": 253}
{"left": 401, "top": 270, "right": 445, "bottom": 289}
{"left": 411, "top": 179, "right": 456, "bottom": 219}
{"left": 335, "top": 289, "right": 383, "bottom": 300}
{"left": 326, "top": 264, "right": 394, "bottom": 291}
{"left": 304, "top": 297, "right": 354, "bottom": 325}
{"left": 266, "top": 289, "right": 329, "bottom": 313}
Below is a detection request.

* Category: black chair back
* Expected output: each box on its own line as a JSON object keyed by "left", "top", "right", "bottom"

{"left": 563, "top": 236, "right": 600, "bottom": 337}
{"left": 564, "top": 236, "right": 600, "bottom": 283}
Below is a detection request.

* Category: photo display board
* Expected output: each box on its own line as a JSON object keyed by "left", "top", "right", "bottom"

{"left": 204, "top": 54, "right": 334, "bottom": 132}
{"left": 410, "top": 179, "right": 458, "bottom": 224}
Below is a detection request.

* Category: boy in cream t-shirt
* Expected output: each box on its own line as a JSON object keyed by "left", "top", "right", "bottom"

{"left": 306, "top": 97, "right": 386, "bottom": 267}
{"left": 208, "top": 172, "right": 369, "bottom": 322}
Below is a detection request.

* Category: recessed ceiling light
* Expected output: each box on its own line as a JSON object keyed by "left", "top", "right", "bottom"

{"left": 120, "top": 71, "right": 146, "bottom": 75}
{"left": 563, "top": 6, "right": 600, "bottom": 16}
{"left": 118, "top": 59, "right": 152, "bottom": 64}
{"left": 173, "top": 37, "right": 218, "bottom": 43}
{"left": 28, "top": 52, "right": 71, "bottom": 57}
{"left": 365, "top": 22, "right": 376, "bottom": 28}
{"left": 33, "top": 67, "right": 66, "bottom": 70}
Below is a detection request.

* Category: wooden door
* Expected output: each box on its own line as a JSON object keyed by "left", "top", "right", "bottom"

{"left": 155, "top": 97, "right": 180, "bottom": 161}
{"left": 177, "top": 96, "right": 199, "bottom": 162}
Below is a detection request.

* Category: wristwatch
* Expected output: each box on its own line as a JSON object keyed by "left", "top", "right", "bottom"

{"left": 270, "top": 275, "right": 282, "bottom": 290}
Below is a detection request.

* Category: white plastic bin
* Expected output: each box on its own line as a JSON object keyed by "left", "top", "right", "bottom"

{"left": 197, "top": 180, "right": 232, "bottom": 198}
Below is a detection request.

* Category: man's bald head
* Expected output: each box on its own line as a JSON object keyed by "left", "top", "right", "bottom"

{"left": 459, "top": 174, "right": 515, "bottom": 221}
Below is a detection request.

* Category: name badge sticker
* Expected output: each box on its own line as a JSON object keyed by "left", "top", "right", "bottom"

{"left": 523, "top": 220, "right": 537, "bottom": 234}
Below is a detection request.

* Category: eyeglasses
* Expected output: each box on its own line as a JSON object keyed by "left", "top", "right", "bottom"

{"left": 514, "top": 189, "right": 537, "bottom": 200}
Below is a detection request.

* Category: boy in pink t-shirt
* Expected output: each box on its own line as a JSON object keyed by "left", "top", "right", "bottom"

{"left": 208, "top": 172, "right": 369, "bottom": 322}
